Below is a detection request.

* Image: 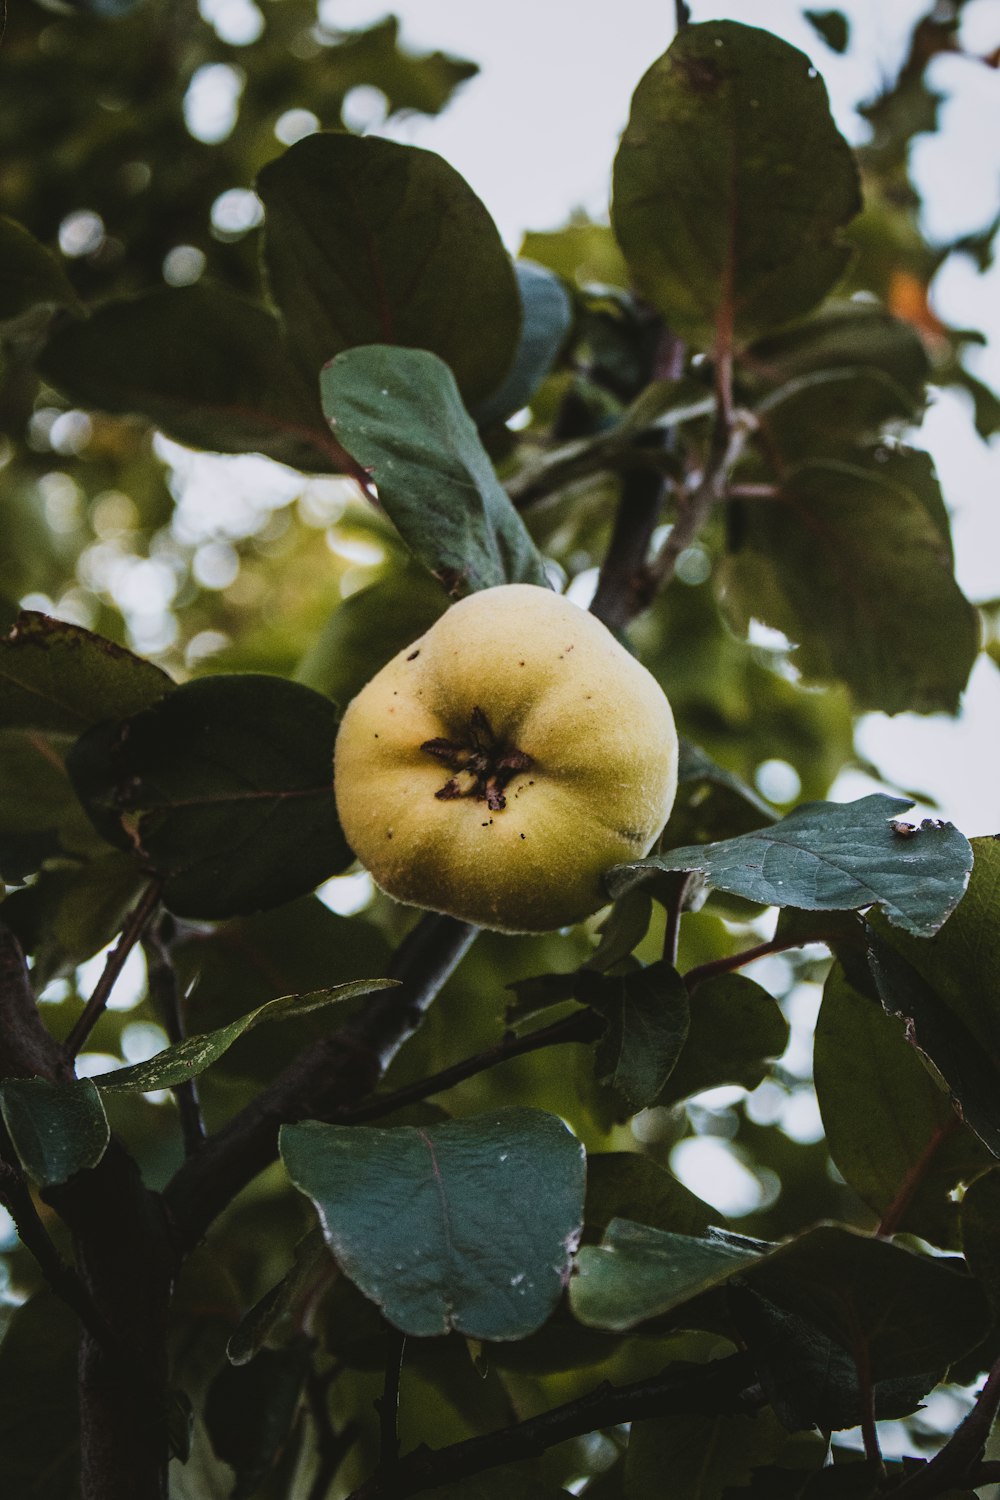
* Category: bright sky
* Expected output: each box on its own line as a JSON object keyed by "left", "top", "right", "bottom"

{"left": 322, "top": 0, "right": 1000, "bottom": 833}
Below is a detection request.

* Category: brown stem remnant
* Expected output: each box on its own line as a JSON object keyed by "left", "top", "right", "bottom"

{"left": 421, "top": 707, "right": 532, "bottom": 812}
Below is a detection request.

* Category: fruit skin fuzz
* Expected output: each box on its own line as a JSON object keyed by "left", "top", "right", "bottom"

{"left": 333, "top": 583, "right": 679, "bottom": 933}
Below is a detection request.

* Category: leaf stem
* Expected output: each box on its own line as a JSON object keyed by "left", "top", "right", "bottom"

{"left": 683, "top": 925, "right": 851, "bottom": 991}
{"left": 64, "top": 881, "right": 162, "bottom": 1062}
{"left": 875, "top": 1114, "right": 961, "bottom": 1239}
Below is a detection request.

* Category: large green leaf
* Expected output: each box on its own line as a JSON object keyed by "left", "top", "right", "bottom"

{"left": 258, "top": 132, "right": 519, "bottom": 406}
{"left": 472, "top": 260, "right": 573, "bottom": 429}
{"left": 0, "top": 728, "right": 104, "bottom": 883}
{"left": 610, "top": 795, "right": 972, "bottom": 937}
{"left": 584, "top": 1153, "right": 712, "bottom": 1241}
{"left": 40, "top": 286, "right": 337, "bottom": 471}
{"left": 657, "top": 972, "right": 789, "bottom": 1108}
{"left": 0, "top": 1076, "right": 109, "bottom": 1187}
{"left": 732, "top": 1282, "right": 942, "bottom": 1432}
{"left": 744, "top": 303, "right": 929, "bottom": 401}
{"left": 0, "top": 217, "right": 77, "bottom": 324}
{"left": 719, "top": 462, "right": 978, "bottom": 713}
{"left": 0, "top": 612, "right": 173, "bottom": 734}
{"left": 571, "top": 1219, "right": 767, "bottom": 1330}
{"left": 591, "top": 960, "right": 690, "bottom": 1112}
{"left": 814, "top": 965, "right": 988, "bottom": 1247}
{"left": 572, "top": 1220, "right": 987, "bottom": 1381}
{"left": 66, "top": 674, "right": 352, "bottom": 918}
{"left": 626, "top": 1408, "right": 789, "bottom": 1500}
{"left": 92, "top": 981, "right": 393, "bottom": 1093}
{"left": 611, "top": 22, "right": 860, "bottom": 346}
{"left": 204, "top": 1341, "right": 311, "bottom": 1499}
{"left": 960, "top": 1168, "right": 1000, "bottom": 1316}
{"left": 280, "top": 1108, "right": 586, "bottom": 1340}
{"left": 867, "top": 837, "right": 1000, "bottom": 1157}
{"left": 321, "top": 345, "right": 548, "bottom": 595}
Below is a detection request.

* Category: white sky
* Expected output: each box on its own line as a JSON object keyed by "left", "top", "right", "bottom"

{"left": 322, "top": 0, "right": 1000, "bottom": 833}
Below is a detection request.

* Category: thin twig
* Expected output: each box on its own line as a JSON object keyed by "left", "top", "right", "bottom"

{"left": 674, "top": 0, "right": 692, "bottom": 30}
{"left": 142, "top": 917, "right": 205, "bottom": 1155}
{"left": 346, "top": 1352, "right": 757, "bottom": 1500}
{"left": 378, "top": 1330, "right": 406, "bottom": 1474}
{"left": 683, "top": 925, "right": 853, "bottom": 992}
{"left": 64, "top": 882, "right": 161, "bottom": 1061}
{"left": 890, "top": 1356, "right": 1000, "bottom": 1498}
{"left": 338, "top": 1008, "right": 605, "bottom": 1125}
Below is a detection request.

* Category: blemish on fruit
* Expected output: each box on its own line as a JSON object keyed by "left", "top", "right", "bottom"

{"left": 407, "top": 649, "right": 420, "bottom": 661}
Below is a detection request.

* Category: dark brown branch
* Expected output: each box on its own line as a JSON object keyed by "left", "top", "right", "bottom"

{"left": 142, "top": 917, "right": 205, "bottom": 1156}
{"left": 0, "top": 1147, "right": 117, "bottom": 1355}
{"left": 890, "top": 1356, "right": 1000, "bottom": 1498}
{"left": 339, "top": 1007, "right": 605, "bottom": 1125}
{"left": 346, "top": 1352, "right": 756, "bottom": 1500}
{"left": 589, "top": 460, "right": 669, "bottom": 632}
{"left": 64, "top": 882, "right": 162, "bottom": 1061}
{"left": 163, "top": 914, "right": 477, "bottom": 1255}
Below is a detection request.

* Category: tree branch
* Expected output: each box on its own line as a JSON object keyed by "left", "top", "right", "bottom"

{"left": 338, "top": 1007, "right": 605, "bottom": 1125}
{"left": 345, "top": 1353, "right": 757, "bottom": 1500}
{"left": 163, "top": 914, "right": 477, "bottom": 1255}
{"left": 64, "top": 881, "right": 161, "bottom": 1061}
{"left": 0, "top": 921, "right": 66, "bottom": 1081}
{"left": 142, "top": 916, "right": 205, "bottom": 1156}
{"left": 889, "top": 1356, "right": 1000, "bottom": 1499}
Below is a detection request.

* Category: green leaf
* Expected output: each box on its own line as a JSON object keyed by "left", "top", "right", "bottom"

{"left": 0, "top": 612, "right": 173, "bottom": 734}
{"left": 0, "top": 1291, "right": 78, "bottom": 1499}
{"left": 258, "top": 132, "right": 519, "bottom": 407}
{"left": 611, "top": 795, "right": 972, "bottom": 937}
{"left": 572, "top": 1220, "right": 987, "bottom": 1380}
{"left": 657, "top": 973, "right": 789, "bottom": 1107}
{"left": 585, "top": 1153, "right": 712, "bottom": 1241}
{"left": 591, "top": 960, "right": 690, "bottom": 1112}
{"left": 92, "top": 981, "right": 392, "bottom": 1093}
{"left": 755, "top": 366, "right": 920, "bottom": 462}
{"left": 719, "top": 462, "right": 979, "bottom": 713}
{"left": 423, "top": 1475, "right": 574, "bottom": 1500}
{"left": 662, "top": 739, "right": 776, "bottom": 851}
{"left": 40, "top": 287, "right": 336, "bottom": 471}
{"left": 0, "top": 850, "right": 142, "bottom": 987}
{"left": 611, "top": 22, "right": 860, "bottom": 346}
{"left": 321, "top": 345, "right": 549, "bottom": 595}
{"left": 804, "top": 10, "right": 850, "bottom": 53}
{"left": 745, "top": 304, "right": 929, "bottom": 405}
{"left": 227, "top": 1229, "right": 330, "bottom": 1367}
{"left": 571, "top": 1219, "right": 767, "bottom": 1330}
{"left": 66, "top": 673, "right": 352, "bottom": 918}
{"left": 814, "top": 964, "right": 988, "bottom": 1247}
{"left": 960, "top": 1168, "right": 1000, "bottom": 1316}
{"left": 867, "top": 838, "right": 1000, "bottom": 1157}
{"left": 627, "top": 1408, "right": 789, "bottom": 1500}
{"left": 280, "top": 1108, "right": 586, "bottom": 1340}
{"left": 0, "top": 1076, "right": 110, "bottom": 1187}
{"left": 204, "top": 1339, "right": 311, "bottom": 1500}
{"left": 0, "top": 217, "right": 77, "bottom": 324}
{"left": 473, "top": 260, "right": 573, "bottom": 428}
{"left": 731, "top": 1282, "right": 941, "bottom": 1432}
{"left": 0, "top": 728, "right": 103, "bottom": 883}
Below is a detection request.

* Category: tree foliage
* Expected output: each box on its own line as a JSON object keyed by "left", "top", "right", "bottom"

{"left": 1, "top": 1, "right": 1000, "bottom": 1498}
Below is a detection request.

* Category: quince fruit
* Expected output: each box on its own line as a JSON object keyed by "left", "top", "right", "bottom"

{"left": 333, "top": 583, "right": 678, "bottom": 932}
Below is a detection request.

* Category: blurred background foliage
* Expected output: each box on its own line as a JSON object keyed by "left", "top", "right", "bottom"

{"left": 1, "top": 0, "right": 1000, "bottom": 1494}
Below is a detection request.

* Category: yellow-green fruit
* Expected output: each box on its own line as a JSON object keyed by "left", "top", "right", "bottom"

{"left": 333, "top": 583, "right": 678, "bottom": 932}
